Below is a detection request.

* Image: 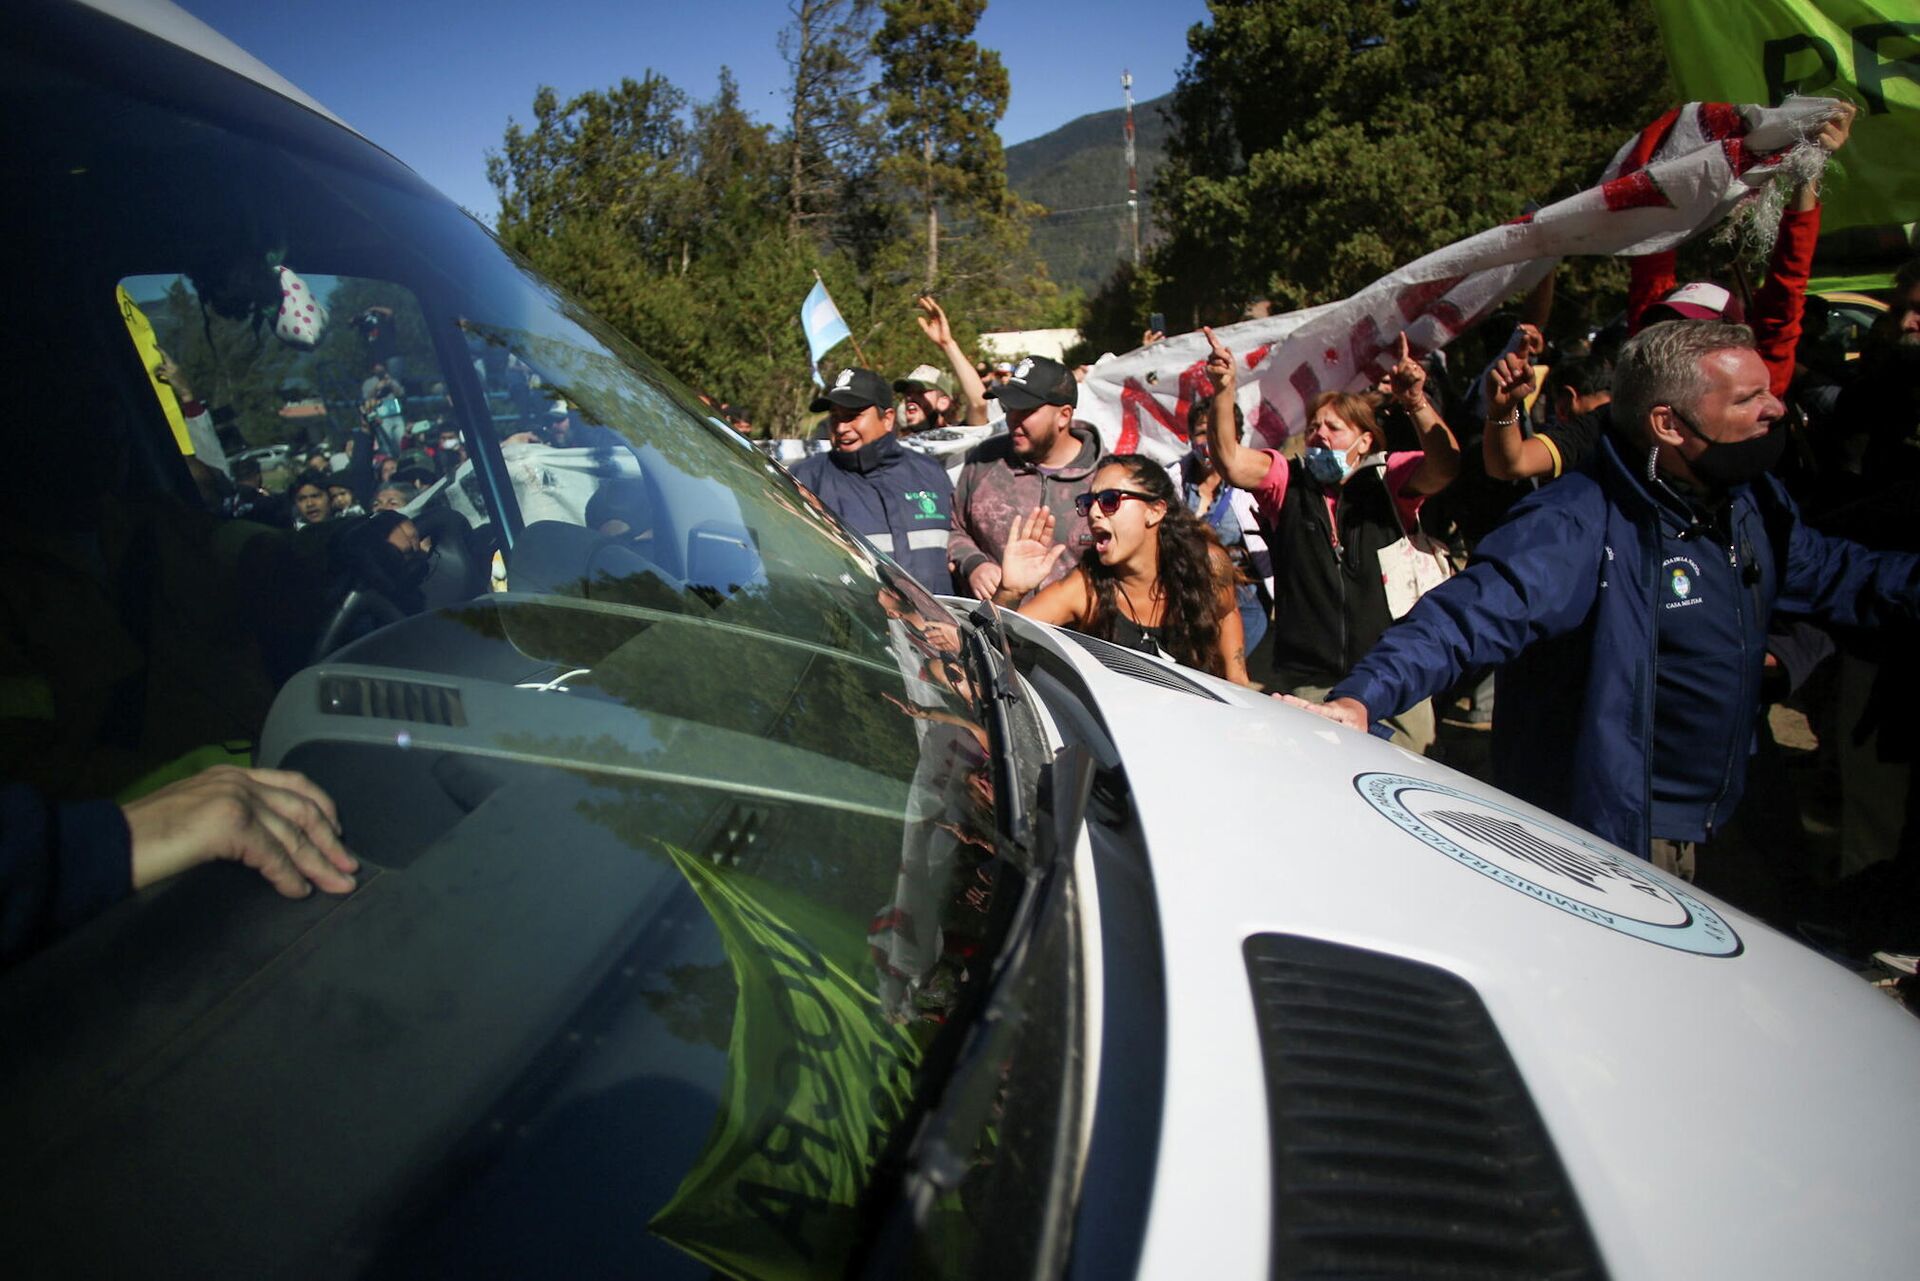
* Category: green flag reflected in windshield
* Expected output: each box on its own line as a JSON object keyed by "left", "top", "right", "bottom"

{"left": 650, "top": 845, "right": 923, "bottom": 1281}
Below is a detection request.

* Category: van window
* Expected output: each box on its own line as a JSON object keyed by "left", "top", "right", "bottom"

{"left": 0, "top": 10, "right": 1068, "bottom": 1280}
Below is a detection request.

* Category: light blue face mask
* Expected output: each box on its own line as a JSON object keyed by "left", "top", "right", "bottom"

{"left": 1304, "top": 445, "right": 1349, "bottom": 485}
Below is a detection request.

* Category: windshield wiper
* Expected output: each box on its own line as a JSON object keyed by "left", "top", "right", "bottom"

{"left": 853, "top": 734, "right": 1097, "bottom": 1279}
{"left": 962, "top": 600, "right": 1031, "bottom": 855}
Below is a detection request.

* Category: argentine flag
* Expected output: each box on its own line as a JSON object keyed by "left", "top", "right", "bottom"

{"left": 800, "top": 279, "right": 851, "bottom": 387}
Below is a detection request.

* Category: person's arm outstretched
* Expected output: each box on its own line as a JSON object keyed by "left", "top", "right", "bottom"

{"left": 1481, "top": 351, "right": 1548, "bottom": 480}
{"left": 1389, "top": 333, "right": 1460, "bottom": 495}
{"left": 1202, "top": 327, "right": 1273, "bottom": 491}
{"left": 916, "top": 295, "right": 990, "bottom": 426}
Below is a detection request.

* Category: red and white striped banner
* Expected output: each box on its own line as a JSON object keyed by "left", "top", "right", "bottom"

{"left": 1076, "top": 98, "right": 1841, "bottom": 461}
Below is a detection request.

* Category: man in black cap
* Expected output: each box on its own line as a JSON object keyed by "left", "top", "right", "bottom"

{"left": 791, "top": 367, "right": 955, "bottom": 593}
{"left": 948, "top": 356, "right": 1100, "bottom": 600}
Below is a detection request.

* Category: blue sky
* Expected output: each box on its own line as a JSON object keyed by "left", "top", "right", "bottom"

{"left": 176, "top": 0, "right": 1210, "bottom": 223}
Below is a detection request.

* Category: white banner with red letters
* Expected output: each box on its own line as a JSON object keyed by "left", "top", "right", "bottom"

{"left": 1076, "top": 98, "right": 1842, "bottom": 462}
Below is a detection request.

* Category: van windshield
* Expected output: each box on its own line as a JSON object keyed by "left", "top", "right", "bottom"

{"left": 0, "top": 9, "right": 1071, "bottom": 1280}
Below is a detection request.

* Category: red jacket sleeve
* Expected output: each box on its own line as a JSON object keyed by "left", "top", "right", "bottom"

{"left": 1751, "top": 203, "right": 1821, "bottom": 400}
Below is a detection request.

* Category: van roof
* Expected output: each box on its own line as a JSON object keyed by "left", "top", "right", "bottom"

{"left": 74, "top": 0, "right": 356, "bottom": 133}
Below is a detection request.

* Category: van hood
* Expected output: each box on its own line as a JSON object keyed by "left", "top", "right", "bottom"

{"left": 1011, "top": 614, "right": 1920, "bottom": 1280}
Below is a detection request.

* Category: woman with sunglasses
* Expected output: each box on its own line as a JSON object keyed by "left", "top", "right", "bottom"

{"left": 989, "top": 454, "right": 1251, "bottom": 685}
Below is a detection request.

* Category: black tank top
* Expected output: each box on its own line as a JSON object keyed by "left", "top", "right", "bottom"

{"left": 1105, "top": 610, "right": 1167, "bottom": 658}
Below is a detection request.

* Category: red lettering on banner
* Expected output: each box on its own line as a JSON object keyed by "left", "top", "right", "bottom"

{"left": 1349, "top": 314, "right": 1384, "bottom": 379}
{"left": 1245, "top": 343, "right": 1272, "bottom": 370}
{"left": 1252, "top": 399, "right": 1289, "bottom": 448}
{"left": 1119, "top": 377, "right": 1184, "bottom": 455}
{"left": 1428, "top": 300, "right": 1468, "bottom": 338}
{"left": 1617, "top": 107, "right": 1680, "bottom": 176}
{"left": 1173, "top": 360, "right": 1213, "bottom": 435}
{"left": 1396, "top": 277, "right": 1464, "bottom": 322}
{"left": 1289, "top": 361, "right": 1322, "bottom": 407}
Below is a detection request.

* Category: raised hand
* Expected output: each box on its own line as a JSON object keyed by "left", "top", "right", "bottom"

{"left": 1816, "top": 101, "right": 1855, "bottom": 154}
{"left": 1203, "top": 325, "right": 1237, "bottom": 399}
{"left": 915, "top": 294, "right": 954, "bottom": 348}
{"left": 997, "top": 507, "right": 1068, "bottom": 599}
{"left": 1514, "top": 322, "right": 1546, "bottom": 360}
{"left": 154, "top": 348, "right": 194, "bottom": 402}
{"left": 1387, "top": 331, "right": 1427, "bottom": 408}
{"left": 1484, "top": 351, "right": 1536, "bottom": 418}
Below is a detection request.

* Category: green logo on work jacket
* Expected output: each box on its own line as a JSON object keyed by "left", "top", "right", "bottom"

{"left": 905, "top": 490, "right": 941, "bottom": 520}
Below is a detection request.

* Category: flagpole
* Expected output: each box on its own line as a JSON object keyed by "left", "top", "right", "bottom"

{"left": 814, "top": 269, "right": 871, "bottom": 368}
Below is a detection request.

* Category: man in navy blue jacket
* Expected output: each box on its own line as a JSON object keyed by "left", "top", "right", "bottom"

{"left": 793, "top": 367, "right": 955, "bottom": 594}
{"left": 1300, "top": 321, "right": 1920, "bottom": 870}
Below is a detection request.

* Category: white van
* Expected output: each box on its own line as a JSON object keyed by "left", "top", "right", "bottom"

{"left": 2, "top": 3, "right": 1916, "bottom": 1278}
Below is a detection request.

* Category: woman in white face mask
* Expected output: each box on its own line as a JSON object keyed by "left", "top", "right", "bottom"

{"left": 1200, "top": 328, "right": 1462, "bottom": 752}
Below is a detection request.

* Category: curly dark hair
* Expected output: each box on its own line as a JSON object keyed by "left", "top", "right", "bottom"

{"left": 1080, "top": 454, "right": 1231, "bottom": 676}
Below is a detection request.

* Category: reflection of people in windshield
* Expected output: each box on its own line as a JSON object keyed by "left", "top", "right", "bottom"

{"left": 585, "top": 478, "right": 653, "bottom": 543}
{"left": 866, "top": 578, "right": 999, "bottom": 1023}
{"left": 338, "top": 509, "right": 435, "bottom": 617}
{"left": 326, "top": 480, "right": 365, "bottom": 519}
{"left": 877, "top": 584, "right": 960, "bottom": 659}
{"left": 291, "top": 475, "right": 331, "bottom": 528}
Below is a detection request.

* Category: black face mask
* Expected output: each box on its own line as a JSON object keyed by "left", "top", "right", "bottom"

{"left": 1673, "top": 408, "right": 1786, "bottom": 488}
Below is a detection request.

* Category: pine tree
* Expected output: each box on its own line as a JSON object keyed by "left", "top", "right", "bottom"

{"left": 869, "top": 0, "right": 1056, "bottom": 338}
{"left": 779, "top": 0, "right": 886, "bottom": 246}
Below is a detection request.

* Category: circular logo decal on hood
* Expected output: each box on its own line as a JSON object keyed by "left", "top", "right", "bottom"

{"left": 1353, "top": 772, "right": 1741, "bottom": 956}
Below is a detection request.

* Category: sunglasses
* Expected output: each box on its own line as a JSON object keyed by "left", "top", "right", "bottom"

{"left": 1074, "top": 487, "right": 1157, "bottom": 517}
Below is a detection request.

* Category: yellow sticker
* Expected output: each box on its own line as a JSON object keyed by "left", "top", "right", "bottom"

{"left": 116, "top": 284, "right": 193, "bottom": 455}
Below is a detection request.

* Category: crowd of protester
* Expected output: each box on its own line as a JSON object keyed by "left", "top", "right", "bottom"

{"left": 775, "top": 99, "right": 1920, "bottom": 978}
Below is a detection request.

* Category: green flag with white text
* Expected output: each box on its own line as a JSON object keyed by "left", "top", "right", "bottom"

{"left": 1646, "top": 0, "right": 1919, "bottom": 229}
{"left": 648, "top": 844, "right": 922, "bottom": 1281}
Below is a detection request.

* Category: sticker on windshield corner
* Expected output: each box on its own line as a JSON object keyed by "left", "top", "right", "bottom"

{"left": 1353, "top": 773, "right": 1742, "bottom": 957}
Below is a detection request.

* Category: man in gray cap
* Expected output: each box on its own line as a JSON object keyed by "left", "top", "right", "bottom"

{"left": 894, "top": 364, "right": 955, "bottom": 434}
{"left": 791, "top": 367, "right": 955, "bottom": 593}
{"left": 947, "top": 356, "right": 1099, "bottom": 601}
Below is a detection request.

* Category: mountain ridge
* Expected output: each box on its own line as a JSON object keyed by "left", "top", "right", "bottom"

{"left": 1006, "top": 91, "right": 1173, "bottom": 296}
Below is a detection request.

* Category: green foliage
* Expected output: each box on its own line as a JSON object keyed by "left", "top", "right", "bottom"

{"left": 482, "top": 3, "right": 1061, "bottom": 435}
{"left": 1078, "top": 259, "right": 1164, "bottom": 358}
{"left": 874, "top": 0, "right": 1014, "bottom": 230}
{"left": 1147, "top": 0, "right": 1675, "bottom": 335}
{"left": 780, "top": 0, "right": 889, "bottom": 250}
{"left": 870, "top": 0, "right": 1059, "bottom": 330}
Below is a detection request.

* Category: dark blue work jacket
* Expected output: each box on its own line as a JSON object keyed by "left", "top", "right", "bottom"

{"left": 1333, "top": 432, "right": 1920, "bottom": 857}
{"left": 792, "top": 435, "right": 955, "bottom": 594}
